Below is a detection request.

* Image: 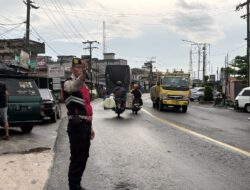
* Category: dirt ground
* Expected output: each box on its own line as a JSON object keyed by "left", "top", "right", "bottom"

{"left": 0, "top": 151, "right": 53, "bottom": 190}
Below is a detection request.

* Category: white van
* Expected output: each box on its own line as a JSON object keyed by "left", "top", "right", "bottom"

{"left": 235, "top": 87, "right": 250, "bottom": 112}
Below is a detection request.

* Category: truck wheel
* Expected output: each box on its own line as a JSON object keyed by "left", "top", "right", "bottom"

{"left": 20, "top": 125, "right": 33, "bottom": 133}
{"left": 244, "top": 104, "right": 250, "bottom": 113}
{"left": 159, "top": 101, "right": 163, "bottom": 111}
{"left": 182, "top": 106, "right": 188, "bottom": 113}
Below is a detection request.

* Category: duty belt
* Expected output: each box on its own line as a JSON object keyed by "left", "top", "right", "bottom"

{"left": 68, "top": 115, "right": 92, "bottom": 121}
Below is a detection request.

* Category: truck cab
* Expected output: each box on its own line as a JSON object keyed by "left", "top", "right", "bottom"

{"left": 150, "top": 73, "right": 190, "bottom": 113}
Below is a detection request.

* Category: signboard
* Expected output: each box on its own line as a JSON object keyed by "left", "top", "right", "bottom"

{"left": 52, "top": 83, "right": 61, "bottom": 90}
{"left": 48, "top": 66, "right": 65, "bottom": 78}
{"left": 209, "top": 75, "right": 216, "bottom": 82}
{"left": 36, "top": 57, "right": 46, "bottom": 69}
{"left": 52, "top": 77, "right": 61, "bottom": 90}
{"left": 29, "top": 57, "right": 37, "bottom": 69}
{"left": 20, "top": 50, "right": 29, "bottom": 69}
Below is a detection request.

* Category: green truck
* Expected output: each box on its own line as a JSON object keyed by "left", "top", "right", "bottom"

{"left": 0, "top": 75, "right": 44, "bottom": 133}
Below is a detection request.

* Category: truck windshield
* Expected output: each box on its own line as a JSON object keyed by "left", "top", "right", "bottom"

{"left": 162, "top": 77, "right": 189, "bottom": 88}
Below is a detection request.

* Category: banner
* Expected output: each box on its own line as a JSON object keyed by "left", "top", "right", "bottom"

{"left": 20, "top": 50, "right": 29, "bottom": 69}
{"left": 48, "top": 66, "right": 65, "bottom": 78}
{"left": 36, "top": 57, "right": 46, "bottom": 68}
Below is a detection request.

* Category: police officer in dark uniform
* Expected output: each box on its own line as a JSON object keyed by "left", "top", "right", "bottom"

{"left": 63, "top": 58, "right": 95, "bottom": 190}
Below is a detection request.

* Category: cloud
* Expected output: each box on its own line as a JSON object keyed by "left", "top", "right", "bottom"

{"left": 177, "top": 0, "right": 207, "bottom": 10}
{"left": 161, "top": 0, "right": 224, "bottom": 43}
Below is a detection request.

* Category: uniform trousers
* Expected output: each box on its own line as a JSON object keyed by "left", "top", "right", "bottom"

{"left": 67, "top": 118, "right": 91, "bottom": 190}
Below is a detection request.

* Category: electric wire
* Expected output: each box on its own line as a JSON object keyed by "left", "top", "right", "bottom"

{"left": 30, "top": 24, "right": 62, "bottom": 55}
{"left": 211, "top": 44, "right": 246, "bottom": 56}
{"left": 0, "top": 21, "right": 25, "bottom": 26}
{"left": 66, "top": 0, "right": 91, "bottom": 38}
{"left": 51, "top": 0, "right": 85, "bottom": 40}
{"left": 36, "top": 0, "right": 76, "bottom": 42}
{"left": 0, "top": 23, "right": 24, "bottom": 37}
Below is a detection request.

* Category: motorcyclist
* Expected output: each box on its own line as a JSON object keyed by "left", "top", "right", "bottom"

{"left": 112, "top": 81, "right": 127, "bottom": 109}
{"left": 131, "top": 83, "right": 143, "bottom": 106}
{"left": 112, "top": 81, "right": 127, "bottom": 100}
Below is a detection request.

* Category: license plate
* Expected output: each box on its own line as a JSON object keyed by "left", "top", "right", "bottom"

{"left": 21, "top": 106, "right": 28, "bottom": 111}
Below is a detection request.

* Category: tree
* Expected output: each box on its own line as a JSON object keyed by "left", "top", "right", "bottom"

{"left": 234, "top": 55, "right": 247, "bottom": 78}
{"left": 228, "top": 55, "right": 247, "bottom": 80}
{"left": 204, "top": 85, "right": 213, "bottom": 101}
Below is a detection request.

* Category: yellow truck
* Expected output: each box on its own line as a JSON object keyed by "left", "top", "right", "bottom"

{"left": 150, "top": 71, "right": 190, "bottom": 113}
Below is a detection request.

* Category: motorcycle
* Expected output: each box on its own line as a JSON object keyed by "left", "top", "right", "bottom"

{"left": 113, "top": 98, "right": 126, "bottom": 117}
{"left": 132, "top": 98, "right": 141, "bottom": 115}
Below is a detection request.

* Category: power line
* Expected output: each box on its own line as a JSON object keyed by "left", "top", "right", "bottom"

{"left": 37, "top": 0, "right": 76, "bottom": 42}
{"left": 0, "top": 23, "right": 24, "bottom": 37}
{"left": 66, "top": 0, "right": 91, "bottom": 38}
{"left": 210, "top": 44, "right": 246, "bottom": 56}
{"left": 30, "top": 25, "right": 62, "bottom": 55}
{"left": 51, "top": 0, "right": 85, "bottom": 40}
{"left": 0, "top": 21, "right": 25, "bottom": 26}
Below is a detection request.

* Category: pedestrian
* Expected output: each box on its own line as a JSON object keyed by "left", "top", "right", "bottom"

{"left": 0, "top": 81, "right": 10, "bottom": 140}
{"left": 63, "top": 57, "right": 95, "bottom": 190}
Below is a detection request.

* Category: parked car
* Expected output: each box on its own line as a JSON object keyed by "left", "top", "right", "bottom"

{"left": 39, "top": 88, "right": 61, "bottom": 122}
{"left": 190, "top": 87, "right": 205, "bottom": 101}
{"left": 190, "top": 87, "right": 221, "bottom": 102}
{"left": 234, "top": 87, "right": 250, "bottom": 112}
{"left": 0, "top": 76, "right": 44, "bottom": 133}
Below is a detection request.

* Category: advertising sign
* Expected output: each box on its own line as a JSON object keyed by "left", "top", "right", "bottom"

{"left": 20, "top": 50, "right": 29, "bottom": 69}
{"left": 48, "top": 66, "right": 65, "bottom": 78}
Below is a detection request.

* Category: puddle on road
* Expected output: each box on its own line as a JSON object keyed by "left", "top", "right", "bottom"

{"left": 115, "top": 181, "right": 137, "bottom": 190}
{"left": 2, "top": 147, "right": 51, "bottom": 155}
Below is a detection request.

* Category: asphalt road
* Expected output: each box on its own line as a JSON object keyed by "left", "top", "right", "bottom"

{"left": 46, "top": 95, "right": 250, "bottom": 190}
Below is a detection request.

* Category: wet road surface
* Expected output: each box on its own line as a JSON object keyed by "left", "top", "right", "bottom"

{"left": 46, "top": 96, "right": 250, "bottom": 190}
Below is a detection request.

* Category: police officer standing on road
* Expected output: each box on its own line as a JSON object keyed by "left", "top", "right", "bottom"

{"left": 63, "top": 57, "right": 95, "bottom": 190}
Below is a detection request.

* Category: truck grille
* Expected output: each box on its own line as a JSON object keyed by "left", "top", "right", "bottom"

{"left": 167, "top": 95, "right": 183, "bottom": 100}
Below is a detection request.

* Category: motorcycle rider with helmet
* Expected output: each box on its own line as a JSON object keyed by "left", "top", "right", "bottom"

{"left": 131, "top": 83, "right": 143, "bottom": 106}
{"left": 112, "top": 81, "right": 127, "bottom": 111}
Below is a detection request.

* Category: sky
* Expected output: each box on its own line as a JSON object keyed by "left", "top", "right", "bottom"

{"left": 0, "top": 0, "right": 247, "bottom": 79}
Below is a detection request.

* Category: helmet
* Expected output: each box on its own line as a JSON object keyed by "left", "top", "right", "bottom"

{"left": 134, "top": 84, "right": 139, "bottom": 89}
{"left": 116, "top": 81, "right": 122, "bottom": 86}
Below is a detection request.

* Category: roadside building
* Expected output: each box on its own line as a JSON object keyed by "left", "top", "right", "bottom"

{"left": 92, "top": 53, "right": 127, "bottom": 86}
{"left": 0, "top": 38, "right": 45, "bottom": 70}
{"left": 226, "top": 77, "right": 247, "bottom": 102}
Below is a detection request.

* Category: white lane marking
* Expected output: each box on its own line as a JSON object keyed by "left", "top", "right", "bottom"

{"left": 142, "top": 108, "right": 250, "bottom": 158}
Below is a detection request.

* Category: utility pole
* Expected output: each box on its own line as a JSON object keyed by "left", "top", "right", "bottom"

{"left": 182, "top": 39, "right": 209, "bottom": 82}
{"left": 82, "top": 40, "right": 99, "bottom": 98}
{"left": 189, "top": 47, "right": 193, "bottom": 79}
{"left": 224, "top": 55, "right": 229, "bottom": 99}
{"left": 202, "top": 45, "right": 206, "bottom": 83}
{"left": 23, "top": 0, "right": 39, "bottom": 53}
{"left": 236, "top": 0, "right": 250, "bottom": 85}
{"left": 103, "top": 21, "right": 106, "bottom": 54}
{"left": 144, "top": 57, "right": 156, "bottom": 90}
{"left": 198, "top": 45, "right": 201, "bottom": 80}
